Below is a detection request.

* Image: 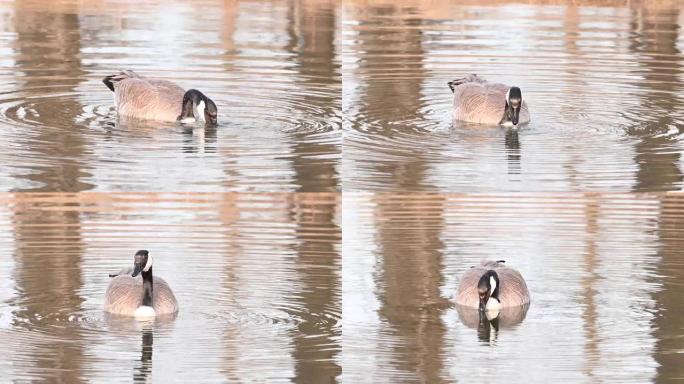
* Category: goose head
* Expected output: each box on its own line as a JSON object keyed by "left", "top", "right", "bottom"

{"left": 477, "top": 270, "right": 500, "bottom": 313}
{"left": 179, "top": 89, "right": 218, "bottom": 126}
{"left": 502, "top": 86, "right": 523, "bottom": 127}
{"left": 132, "top": 249, "right": 153, "bottom": 277}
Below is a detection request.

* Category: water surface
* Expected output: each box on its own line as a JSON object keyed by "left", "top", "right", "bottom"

{"left": 0, "top": 192, "right": 340, "bottom": 382}
{"left": 343, "top": 1, "right": 684, "bottom": 192}
{"left": 342, "top": 192, "right": 684, "bottom": 383}
{"left": 0, "top": 0, "right": 340, "bottom": 192}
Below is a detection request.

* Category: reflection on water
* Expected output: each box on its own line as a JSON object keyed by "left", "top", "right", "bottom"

{"left": 135, "top": 328, "right": 153, "bottom": 383}
{"left": 343, "top": 1, "right": 684, "bottom": 192}
{"left": 0, "top": 0, "right": 340, "bottom": 192}
{"left": 342, "top": 192, "right": 684, "bottom": 382}
{"left": 0, "top": 193, "right": 340, "bottom": 382}
{"left": 456, "top": 303, "right": 530, "bottom": 343}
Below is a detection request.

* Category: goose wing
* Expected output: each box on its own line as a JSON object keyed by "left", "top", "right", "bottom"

{"left": 452, "top": 83, "right": 507, "bottom": 125}
{"left": 450, "top": 75, "right": 511, "bottom": 125}
{"left": 152, "top": 276, "right": 179, "bottom": 315}
{"left": 495, "top": 266, "right": 530, "bottom": 307}
{"left": 104, "top": 275, "right": 142, "bottom": 315}
{"left": 103, "top": 275, "right": 179, "bottom": 316}
{"left": 104, "top": 70, "right": 185, "bottom": 121}
{"left": 455, "top": 264, "right": 489, "bottom": 308}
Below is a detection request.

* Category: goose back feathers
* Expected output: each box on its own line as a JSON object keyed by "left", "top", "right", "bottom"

{"left": 103, "top": 70, "right": 218, "bottom": 124}
{"left": 449, "top": 74, "right": 530, "bottom": 126}
{"left": 104, "top": 275, "right": 179, "bottom": 316}
{"left": 456, "top": 260, "right": 530, "bottom": 309}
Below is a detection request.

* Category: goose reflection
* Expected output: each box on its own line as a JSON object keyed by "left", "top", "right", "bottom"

{"left": 104, "top": 313, "right": 177, "bottom": 382}
{"left": 477, "top": 312, "right": 500, "bottom": 344}
{"left": 456, "top": 303, "right": 529, "bottom": 344}
{"left": 182, "top": 125, "right": 218, "bottom": 154}
{"left": 505, "top": 128, "right": 521, "bottom": 175}
{"left": 133, "top": 326, "right": 154, "bottom": 383}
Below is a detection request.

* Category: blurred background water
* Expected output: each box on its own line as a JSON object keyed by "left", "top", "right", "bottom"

{"left": 3, "top": 0, "right": 684, "bottom": 382}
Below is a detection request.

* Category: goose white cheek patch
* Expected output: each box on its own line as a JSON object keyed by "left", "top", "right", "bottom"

{"left": 196, "top": 100, "right": 206, "bottom": 122}
{"left": 490, "top": 276, "right": 497, "bottom": 295}
{"left": 143, "top": 254, "right": 153, "bottom": 272}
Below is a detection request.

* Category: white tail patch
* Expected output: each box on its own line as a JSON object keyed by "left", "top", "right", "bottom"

{"left": 143, "top": 253, "right": 153, "bottom": 272}
{"left": 134, "top": 306, "right": 156, "bottom": 319}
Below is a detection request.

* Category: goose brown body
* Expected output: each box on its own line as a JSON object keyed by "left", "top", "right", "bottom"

{"left": 450, "top": 74, "right": 530, "bottom": 126}
{"left": 104, "top": 275, "right": 179, "bottom": 316}
{"left": 456, "top": 260, "right": 530, "bottom": 308}
{"left": 103, "top": 70, "right": 185, "bottom": 122}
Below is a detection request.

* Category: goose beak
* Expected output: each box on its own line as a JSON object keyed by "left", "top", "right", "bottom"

{"left": 506, "top": 101, "right": 520, "bottom": 126}
{"left": 511, "top": 106, "right": 520, "bottom": 126}
{"left": 132, "top": 261, "right": 144, "bottom": 277}
{"left": 479, "top": 291, "right": 489, "bottom": 312}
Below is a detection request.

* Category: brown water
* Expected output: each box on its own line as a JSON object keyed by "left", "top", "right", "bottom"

{"left": 343, "top": 1, "right": 684, "bottom": 192}
{"left": 0, "top": 193, "right": 340, "bottom": 382}
{"left": 0, "top": 0, "right": 340, "bottom": 192}
{"left": 342, "top": 192, "right": 684, "bottom": 383}
{"left": 3, "top": 0, "right": 684, "bottom": 382}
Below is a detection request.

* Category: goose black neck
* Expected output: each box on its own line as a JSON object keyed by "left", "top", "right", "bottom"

{"left": 479, "top": 270, "right": 500, "bottom": 300}
{"left": 141, "top": 267, "right": 153, "bottom": 307}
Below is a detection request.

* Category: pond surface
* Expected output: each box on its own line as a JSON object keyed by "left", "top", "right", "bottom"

{"left": 0, "top": 0, "right": 340, "bottom": 192}
{"left": 3, "top": 0, "right": 684, "bottom": 383}
{"left": 0, "top": 193, "right": 340, "bottom": 383}
{"left": 343, "top": 1, "right": 684, "bottom": 192}
{"left": 342, "top": 192, "right": 684, "bottom": 383}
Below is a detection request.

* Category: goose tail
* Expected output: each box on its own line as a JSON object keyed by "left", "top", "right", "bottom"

{"left": 448, "top": 74, "right": 485, "bottom": 92}
{"left": 103, "top": 70, "right": 141, "bottom": 92}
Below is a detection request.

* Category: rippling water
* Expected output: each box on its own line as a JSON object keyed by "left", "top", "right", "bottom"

{"left": 343, "top": 1, "right": 684, "bottom": 192}
{"left": 0, "top": 193, "right": 340, "bottom": 382}
{"left": 4, "top": 1, "right": 684, "bottom": 382}
{"left": 342, "top": 192, "right": 684, "bottom": 383}
{"left": 0, "top": 0, "right": 340, "bottom": 192}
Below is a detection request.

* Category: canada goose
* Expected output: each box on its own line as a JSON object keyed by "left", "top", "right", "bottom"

{"left": 448, "top": 74, "right": 530, "bottom": 127}
{"left": 103, "top": 70, "right": 218, "bottom": 125}
{"left": 455, "top": 260, "right": 530, "bottom": 314}
{"left": 104, "top": 250, "right": 179, "bottom": 318}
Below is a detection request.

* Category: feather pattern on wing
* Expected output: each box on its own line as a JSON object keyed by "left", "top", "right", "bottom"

{"left": 104, "top": 275, "right": 179, "bottom": 316}
{"left": 450, "top": 74, "right": 531, "bottom": 126}
{"left": 103, "top": 70, "right": 185, "bottom": 122}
